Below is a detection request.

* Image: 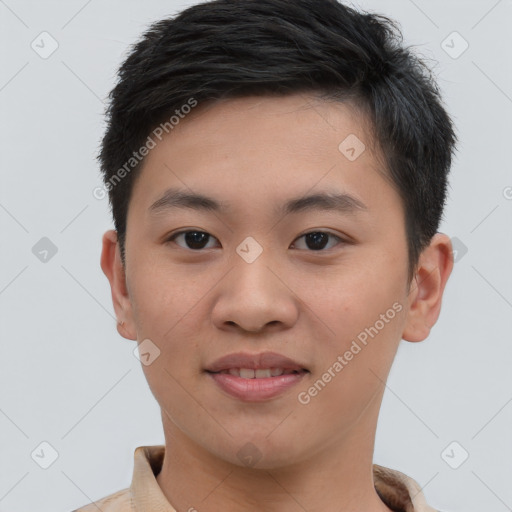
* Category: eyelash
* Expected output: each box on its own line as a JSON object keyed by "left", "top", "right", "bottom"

{"left": 165, "top": 229, "right": 347, "bottom": 252}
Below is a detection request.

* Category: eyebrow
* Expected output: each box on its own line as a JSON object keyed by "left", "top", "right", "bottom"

{"left": 148, "top": 187, "right": 367, "bottom": 218}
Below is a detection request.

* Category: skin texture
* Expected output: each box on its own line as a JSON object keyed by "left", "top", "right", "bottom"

{"left": 100, "top": 93, "right": 453, "bottom": 512}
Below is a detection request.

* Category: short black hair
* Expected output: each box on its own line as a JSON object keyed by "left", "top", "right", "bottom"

{"left": 98, "top": 0, "right": 457, "bottom": 285}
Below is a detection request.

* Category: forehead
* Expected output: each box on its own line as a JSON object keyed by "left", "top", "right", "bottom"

{"left": 128, "top": 93, "right": 394, "bottom": 220}
{"left": 158, "top": 93, "right": 376, "bottom": 154}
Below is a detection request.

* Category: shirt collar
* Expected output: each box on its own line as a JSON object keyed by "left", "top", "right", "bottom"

{"left": 130, "top": 445, "right": 437, "bottom": 512}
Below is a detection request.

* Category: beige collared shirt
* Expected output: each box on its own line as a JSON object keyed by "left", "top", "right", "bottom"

{"left": 72, "top": 445, "right": 440, "bottom": 512}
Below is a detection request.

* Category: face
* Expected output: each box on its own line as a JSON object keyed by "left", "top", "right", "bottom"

{"left": 102, "top": 93, "right": 449, "bottom": 469}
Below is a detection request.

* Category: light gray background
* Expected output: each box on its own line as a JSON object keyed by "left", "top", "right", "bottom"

{"left": 1, "top": 1, "right": 511, "bottom": 511}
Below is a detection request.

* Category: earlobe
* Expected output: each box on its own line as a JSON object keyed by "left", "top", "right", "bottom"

{"left": 402, "top": 233, "right": 454, "bottom": 342}
{"left": 100, "top": 230, "right": 137, "bottom": 341}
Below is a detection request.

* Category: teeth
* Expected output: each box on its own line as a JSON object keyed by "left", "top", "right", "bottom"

{"left": 219, "top": 368, "right": 296, "bottom": 378}
{"left": 239, "top": 368, "right": 255, "bottom": 379}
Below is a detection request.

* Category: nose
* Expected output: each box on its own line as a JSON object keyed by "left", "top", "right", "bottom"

{"left": 210, "top": 253, "right": 299, "bottom": 334}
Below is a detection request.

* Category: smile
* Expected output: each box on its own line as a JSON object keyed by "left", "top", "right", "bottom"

{"left": 213, "top": 368, "right": 304, "bottom": 378}
{"left": 206, "top": 369, "right": 309, "bottom": 401}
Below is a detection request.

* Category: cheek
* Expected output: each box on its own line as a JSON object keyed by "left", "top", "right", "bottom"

{"left": 129, "top": 261, "right": 203, "bottom": 337}
{"left": 303, "top": 264, "right": 403, "bottom": 339}
{"left": 134, "top": 295, "right": 203, "bottom": 421}
{"left": 128, "top": 265, "right": 207, "bottom": 392}
{"left": 297, "top": 284, "right": 406, "bottom": 435}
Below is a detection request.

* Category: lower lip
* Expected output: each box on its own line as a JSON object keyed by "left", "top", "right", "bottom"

{"left": 207, "top": 371, "right": 308, "bottom": 402}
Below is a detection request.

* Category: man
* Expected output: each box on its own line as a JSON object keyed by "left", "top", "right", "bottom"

{"left": 75, "top": 0, "right": 456, "bottom": 510}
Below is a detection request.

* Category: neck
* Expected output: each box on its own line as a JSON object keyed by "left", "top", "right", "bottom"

{"left": 155, "top": 399, "right": 393, "bottom": 512}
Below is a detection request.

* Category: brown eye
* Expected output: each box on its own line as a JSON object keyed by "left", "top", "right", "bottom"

{"left": 165, "top": 229, "right": 346, "bottom": 252}
{"left": 291, "top": 231, "right": 344, "bottom": 251}
{"left": 167, "top": 230, "right": 218, "bottom": 250}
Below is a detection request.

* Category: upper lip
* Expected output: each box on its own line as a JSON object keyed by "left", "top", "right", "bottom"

{"left": 205, "top": 351, "right": 309, "bottom": 373}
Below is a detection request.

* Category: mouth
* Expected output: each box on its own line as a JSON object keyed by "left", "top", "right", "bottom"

{"left": 204, "top": 350, "right": 309, "bottom": 374}
{"left": 204, "top": 351, "right": 310, "bottom": 402}
{"left": 206, "top": 368, "right": 308, "bottom": 378}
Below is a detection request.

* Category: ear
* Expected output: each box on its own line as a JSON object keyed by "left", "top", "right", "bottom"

{"left": 100, "top": 229, "right": 137, "bottom": 341}
{"left": 402, "top": 233, "right": 454, "bottom": 342}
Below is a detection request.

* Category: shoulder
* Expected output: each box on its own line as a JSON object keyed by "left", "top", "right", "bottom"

{"left": 71, "top": 487, "right": 133, "bottom": 512}
{"left": 373, "top": 464, "right": 440, "bottom": 512}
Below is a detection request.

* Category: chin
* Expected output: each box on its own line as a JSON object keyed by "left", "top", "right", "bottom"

{"left": 216, "top": 435, "right": 306, "bottom": 470}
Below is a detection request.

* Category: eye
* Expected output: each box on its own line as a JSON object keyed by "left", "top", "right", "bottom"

{"left": 291, "top": 231, "right": 345, "bottom": 251}
{"left": 166, "top": 230, "right": 344, "bottom": 251}
{"left": 166, "top": 229, "right": 345, "bottom": 252}
{"left": 166, "top": 230, "right": 219, "bottom": 250}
